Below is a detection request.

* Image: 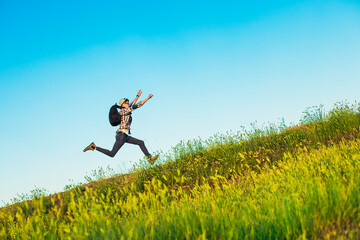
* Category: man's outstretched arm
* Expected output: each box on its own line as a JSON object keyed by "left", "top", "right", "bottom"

{"left": 128, "top": 93, "right": 153, "bottom": 111}
{"left": 138, "top": 94, "right": 153, "bottom": 106}
{"left": 130, "top": 89, "right": 142, "bottom": 107}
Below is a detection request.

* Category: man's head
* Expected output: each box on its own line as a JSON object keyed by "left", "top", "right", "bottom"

{"left": 119, "top": 98, "right": 129, "bottom": 108}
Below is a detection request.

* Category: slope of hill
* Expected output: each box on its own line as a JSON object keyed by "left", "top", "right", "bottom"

{"left": 1, "top": 101, "right": 360, "bottom": 239}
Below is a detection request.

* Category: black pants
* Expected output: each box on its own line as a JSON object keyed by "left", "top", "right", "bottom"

{"left": 96, "top": 132, "right": 150, "bottom": 157}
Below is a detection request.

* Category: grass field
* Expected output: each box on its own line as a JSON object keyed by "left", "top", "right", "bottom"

{"left": 1, "top": 101, "right": 359, "bottom": 239}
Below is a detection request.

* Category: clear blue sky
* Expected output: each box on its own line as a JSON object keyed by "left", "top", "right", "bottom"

{"left": 1, "top": 0, "right": 360, "bottom": 204}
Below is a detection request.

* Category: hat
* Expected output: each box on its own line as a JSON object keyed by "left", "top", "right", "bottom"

{"left": 119, "top": 98, "right": 129, "bottom": 106}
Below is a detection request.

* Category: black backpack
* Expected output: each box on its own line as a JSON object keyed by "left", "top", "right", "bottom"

{"left": 109, "top": 104, "right": 121, "bottom": 126}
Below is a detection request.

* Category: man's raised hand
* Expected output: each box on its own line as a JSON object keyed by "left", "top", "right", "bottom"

{"left": 137, "top": 90, "right": 142, "bottom": 97}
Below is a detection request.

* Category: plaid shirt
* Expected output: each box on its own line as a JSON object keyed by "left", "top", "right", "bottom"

{"left": 117, "top": 102, "right": 143, "bottom": 134}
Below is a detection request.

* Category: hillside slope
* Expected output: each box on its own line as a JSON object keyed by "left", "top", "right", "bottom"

{"left": 1, "top": 101, "right": 360, "bottom": 239}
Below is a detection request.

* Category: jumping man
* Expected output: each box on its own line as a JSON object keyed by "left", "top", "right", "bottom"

{"left": 83, "top": 90, "right": 158, "bottom": 164}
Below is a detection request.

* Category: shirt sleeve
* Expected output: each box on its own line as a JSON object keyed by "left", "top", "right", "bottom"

{"left": 131, "top": 102, "right": 143, "bottom": 110}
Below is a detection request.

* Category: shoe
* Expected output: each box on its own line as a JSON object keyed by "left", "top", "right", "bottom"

{"left": 147, "top": 154, "right": 159, "bottom": 165}
{"left": 83, "top": 142, "right": 96, "bottom": 152}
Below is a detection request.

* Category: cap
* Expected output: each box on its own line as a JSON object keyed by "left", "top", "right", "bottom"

{"left": 119, "top": 98, "right": 129, "bottom": 106}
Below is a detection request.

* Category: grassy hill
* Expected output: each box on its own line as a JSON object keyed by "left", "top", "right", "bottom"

{"left": 1, "top": 101, "right": 360, "bottom": 239}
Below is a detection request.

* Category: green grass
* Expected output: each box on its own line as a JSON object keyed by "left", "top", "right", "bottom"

{"left": 134, "top": 101, "right": 360, "bottom": 191}
{"left": 1, "top": 100, "right": 360, "bottom": 239}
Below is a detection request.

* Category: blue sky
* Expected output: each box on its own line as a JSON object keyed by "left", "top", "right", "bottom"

{"left": 1, "top": 0, "right": 360, "bottom": 204}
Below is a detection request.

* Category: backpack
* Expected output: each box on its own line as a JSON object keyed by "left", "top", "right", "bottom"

{"left": 109, "top": 104, "right": 121, "bottom": 126}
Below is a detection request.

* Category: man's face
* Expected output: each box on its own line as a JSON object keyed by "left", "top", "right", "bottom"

{"left": 122, "top": 101, "right": 130, "bottom": 108}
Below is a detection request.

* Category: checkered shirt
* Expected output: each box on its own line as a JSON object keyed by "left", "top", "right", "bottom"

{"left": 117, "top": 102, "right": 143, "bottom": 134}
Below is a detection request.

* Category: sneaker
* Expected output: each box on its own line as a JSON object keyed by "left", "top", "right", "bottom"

{"left": 83, "top": 142, "right": 96, "bottom": 152}
{"left": 147, "top": 154, "right": 159, "bottom": 165}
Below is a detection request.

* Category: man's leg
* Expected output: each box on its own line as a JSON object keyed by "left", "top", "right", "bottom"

{"left": 96, "top": 133, "right": 127, "bottom": 157}
{"left": 126, "top": 136, "right": 151, "bottom": 157}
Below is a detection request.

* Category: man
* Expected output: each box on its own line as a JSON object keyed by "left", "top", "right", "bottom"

{"left": 83, "top": 90, "right": 158, "bottom": 164}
